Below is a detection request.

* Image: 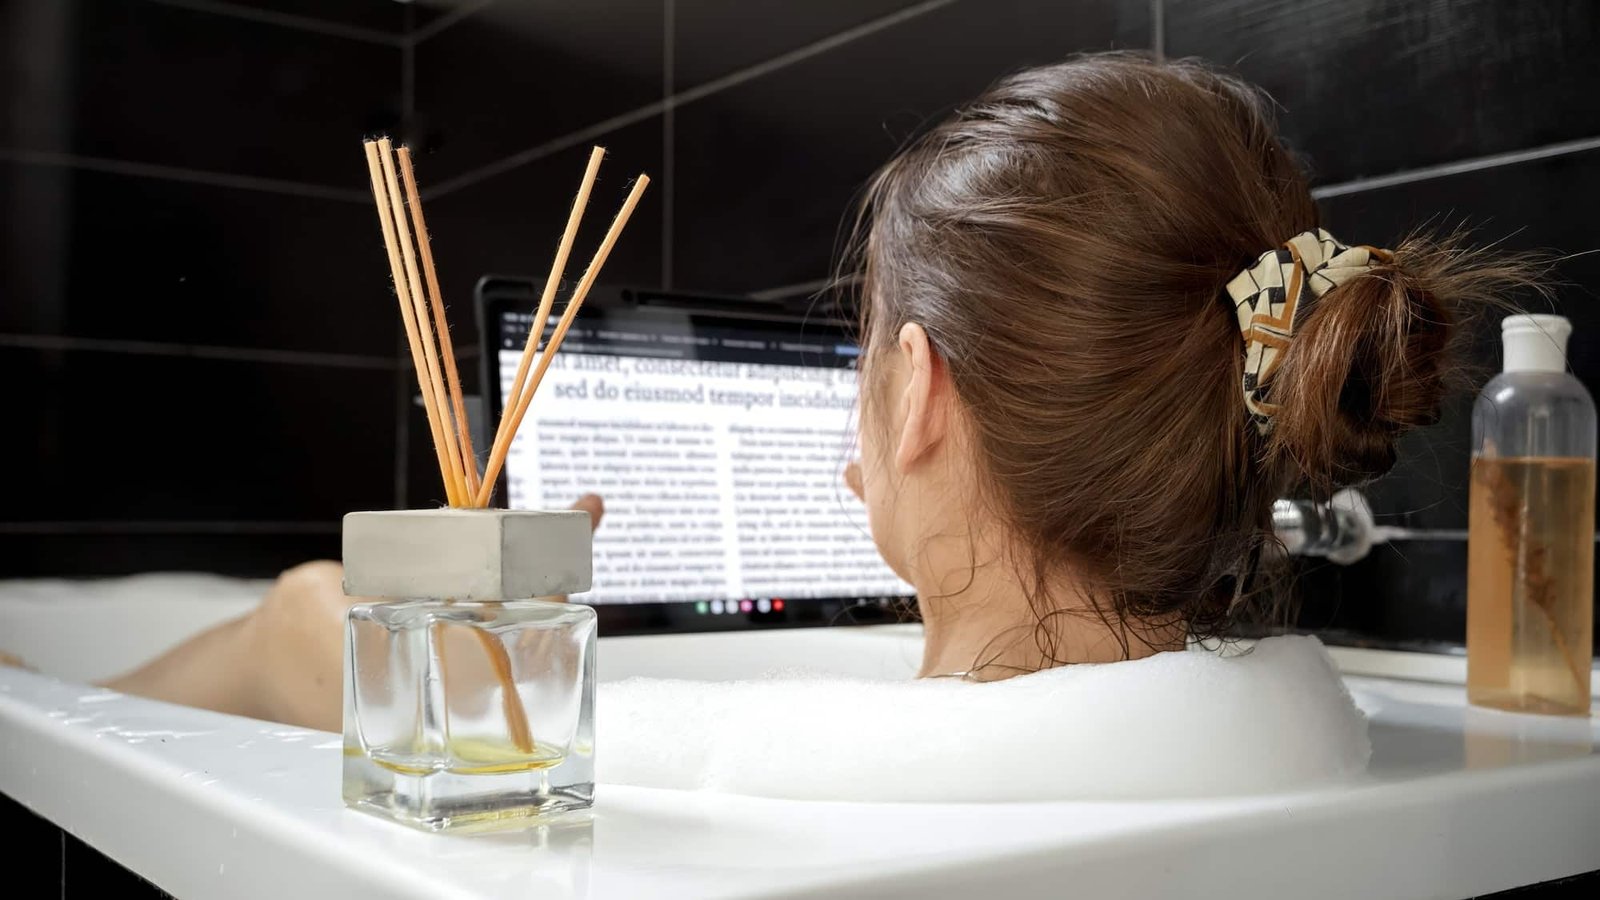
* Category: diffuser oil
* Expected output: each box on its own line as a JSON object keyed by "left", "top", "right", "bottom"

{"left": 366, "top": 736, "right": 569, "bottom": 776}
{"left": 1467, "top": 457, "right": 1595, "bottom": 715}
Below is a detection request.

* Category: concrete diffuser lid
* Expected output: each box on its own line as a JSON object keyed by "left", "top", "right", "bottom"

{"left": 341, "top": 509, "right": 593, "bottom": 601}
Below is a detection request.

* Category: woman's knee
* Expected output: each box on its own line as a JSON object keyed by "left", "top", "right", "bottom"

{"left": 256, "top": 561, "right": 347, "bottom": 634}
{"left": 277, "top": 560, "right": 342, "bottom": 592}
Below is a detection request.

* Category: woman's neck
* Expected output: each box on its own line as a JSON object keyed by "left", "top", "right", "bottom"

{"left": 914, "top": 542, "right": 1185, "bottom": 678}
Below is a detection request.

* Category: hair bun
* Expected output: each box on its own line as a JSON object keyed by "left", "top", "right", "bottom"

{"left": 1264, "top": 231, "right": 1513, "bottom": 491}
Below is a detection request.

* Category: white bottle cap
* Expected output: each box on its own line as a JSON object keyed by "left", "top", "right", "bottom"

{"left": 1502, "top": 314, "right": 1572, "bottom": 373}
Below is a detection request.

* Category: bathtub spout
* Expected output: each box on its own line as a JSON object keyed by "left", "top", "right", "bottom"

{"left": 1272, "top": 488, "right": 1381, "bottom": 565}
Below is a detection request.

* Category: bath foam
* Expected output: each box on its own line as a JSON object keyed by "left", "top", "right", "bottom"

{"left": 597, "top": 635, "right": 1370, "bottom": 801}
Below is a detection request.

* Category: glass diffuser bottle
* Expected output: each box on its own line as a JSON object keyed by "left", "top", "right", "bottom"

{"left": 1467, "top": 314, "right": 1596, "bottom": 716}
{"left": 341, "top": 508, "right": 597, "bottom": 832}
{"left": 343, "top": 138, "right": 646, "bottom": 831}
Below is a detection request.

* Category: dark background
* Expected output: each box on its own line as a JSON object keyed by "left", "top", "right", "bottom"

{"left": 4, "top": 0, "right": 1599, "bottom": 653}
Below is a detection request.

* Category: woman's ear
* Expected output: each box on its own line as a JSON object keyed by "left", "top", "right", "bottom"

{"left": 894, "top": 322, "right": 950, "bottom": 474}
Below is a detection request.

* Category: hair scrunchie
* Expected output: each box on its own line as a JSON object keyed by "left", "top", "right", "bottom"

{"left": 1226, "top": 228, "right": 1393, "bottom": 433}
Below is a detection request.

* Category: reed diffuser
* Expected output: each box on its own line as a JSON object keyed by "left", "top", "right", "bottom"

{"left": 341, "top": 139, "right": 648, "bottom": 833}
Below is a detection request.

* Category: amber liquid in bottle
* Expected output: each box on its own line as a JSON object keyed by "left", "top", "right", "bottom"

{"left": 1467, "top": 456, "right": 1595, "bottom": 715}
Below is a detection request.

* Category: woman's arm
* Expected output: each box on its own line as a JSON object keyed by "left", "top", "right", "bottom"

{"left": 98, "top": 495, "right": 605, "bottom": 733}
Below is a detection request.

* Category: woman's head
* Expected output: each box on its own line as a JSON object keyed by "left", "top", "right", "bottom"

{"left": 845, "top": 53, "right": 1528, "bottom": 661}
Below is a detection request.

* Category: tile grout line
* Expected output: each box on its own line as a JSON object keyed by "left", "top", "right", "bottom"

{"left": 748, "top": 276, "right": 838, "bottom": 302}
{"left": 0, "top": 333, "right": 397, "bottom": 369}
{"left": 140, "top": 0, "right": 403, "bottom": 47}
{"left": 662, "top": 0, "right": 677, "bottom": 290}
{"left": 1151, "top": 0, "right": 1165, "bottom": 61}
{"left": 670, "top": 0, "right": 959, "bottom": 109}
{"left": 1382, "top": 530, "right": 1470, "bottom": 541}
{"left": 1, "top": 522, "right": 342, "bottom": 535}
{"left": 0, "top": 148, "right": 369, "bottom": 203}
{"left": 406, "top": 0, "right": 498, "bottom": 47}
{"left": 425, "top": 0, "right": 960, "bottom": 199}
{"left": 1380, "top": 529, "right": 1600, "bottom": 542}
{"left": 422, "top": 102, "right": 670, "bottom": 199}
{"left": 1312, "top": 135, "right": 1600, "bottom": 199}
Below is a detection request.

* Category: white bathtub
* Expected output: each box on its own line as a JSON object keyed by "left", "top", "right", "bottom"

{"left": 2, "top": 576, "right": 1598, "bottom": 899}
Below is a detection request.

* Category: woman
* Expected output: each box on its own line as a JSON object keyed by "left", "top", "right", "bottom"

{"left": 32, "top": 53, "right": 1525, "bottom": 737}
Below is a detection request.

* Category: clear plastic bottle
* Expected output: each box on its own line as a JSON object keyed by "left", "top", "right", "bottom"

{"left": 1467, "top": 314, "right": 1596, "bottom": 715}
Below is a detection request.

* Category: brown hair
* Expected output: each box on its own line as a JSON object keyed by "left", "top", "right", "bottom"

{"left": 844, "top": 53, "right": 1533, "bottom": 658}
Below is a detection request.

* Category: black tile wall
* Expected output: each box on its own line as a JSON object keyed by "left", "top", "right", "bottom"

{"left": 671, "top": 0, "right": 1152, "bottom": 294}
{"left": 1164, "top": 0, "right": 1600, "bottom": 185}
{"left": 0, "top": 162, "right": 398, "bottom": 356}
{"left": 413, "top": 0, "right": 663, "bottom": 178}
{"left": 1319, "top": 148, "right": 1600, "bottom": 531}
{"left": 5, "top": 347, "right": 395, "bottom": 523}
{"left": 3, "top": 791, "right": 62, "bottom": 896}
{"left": 1158, "top": 1, "right": 1600, "bottom": 650}
{"left": 1158, "top": 0, "right": 1600, "bottom": 653}
{"left": 673, "top": 0, "right": 926, "bottom": 89}
{"left": 3, "top": 0, "right": 401, "bottom": 185}
{"left": 1289, "top": 541, "right": 1471, "bottom": 650}
{"left": 3, "top": 0, "right": 404, "bottom": 576}
{"left": 1291, "top": 536, "right": 1600, "bottom": 655}
{"left": 424, "top": 117, "right": 664, "bottom": 334}
{"left": 406, "top": 117, "right": 663, "bottom": 505}
{"left": 4, "top": 532, "right": 342, "bottom": 579}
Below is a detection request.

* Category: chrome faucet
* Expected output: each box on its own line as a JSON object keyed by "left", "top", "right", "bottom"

{"left": 1272, "top": 489, "right": 1388, "bottom": 564}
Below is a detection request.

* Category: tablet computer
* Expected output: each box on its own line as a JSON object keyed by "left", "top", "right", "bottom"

{"left": 476, "top": 276, "right": 915, "bottom": 635}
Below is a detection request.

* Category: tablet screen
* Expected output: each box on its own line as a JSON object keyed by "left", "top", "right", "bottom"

{"left": 493, "top": 302, "right": 914, "bottom": 617}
